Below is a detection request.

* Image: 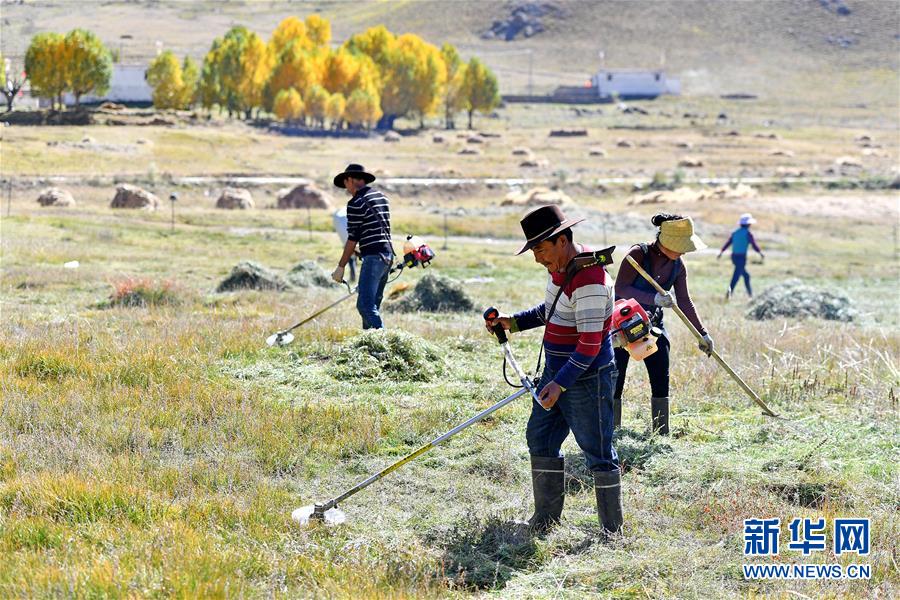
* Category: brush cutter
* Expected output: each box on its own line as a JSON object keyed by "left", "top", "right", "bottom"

{"left": 291, "top": 306, "right": 541, "bottom": 525}
{"left": 266, "top": 236, "right": 436, "bottom": 347}
{"left": 624, "top": 254, "right": 778, "bottom": 417}
{"left": 610, "top": 298, "right": 662, "bottom": 361}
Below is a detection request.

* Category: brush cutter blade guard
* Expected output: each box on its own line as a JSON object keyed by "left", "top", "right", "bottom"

{"left": 291, "top": 504, "right": 346, "bottom": 526}
{"left": 266, "top": 331, "right": 295, "bottom": 347}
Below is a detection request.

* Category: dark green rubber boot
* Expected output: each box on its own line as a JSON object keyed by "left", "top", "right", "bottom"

{"left": 527, "top": 455, "right": 565, "bottom": 533}
{"left": 594, "top": 470, "right": 624, "bottom": 535}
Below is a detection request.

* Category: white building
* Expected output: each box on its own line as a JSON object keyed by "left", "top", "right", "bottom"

{"left": 62, "top": 63, "right": 152, "bottom": 105}
{"left": 590, "top": 70, "right": 680, "bottom": 100}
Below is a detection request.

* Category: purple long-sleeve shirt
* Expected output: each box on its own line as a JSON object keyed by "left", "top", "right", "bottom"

{"left": 615, "top": 242, "right": 707, "bottom": 335}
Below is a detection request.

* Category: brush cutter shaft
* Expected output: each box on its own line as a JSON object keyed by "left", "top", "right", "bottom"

{"left": 280, "top": 288, "right": 357, "bottom": 335}
{"left": 318, "top": 388, "right": 530, "bottom": 512}
{"left": 624, "top": 255, "right": 778, "bottom": 417}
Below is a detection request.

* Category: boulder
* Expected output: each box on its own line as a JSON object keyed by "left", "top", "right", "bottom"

{"left": 769, "top": 149, "right": 795, "bottom": 157}
{"left": 616, "top": 139, "right": 635, "bottom": 148}
{"left": 37, "top": 187, "right": 75, "bottom": 207}
{"left": 675, "top": 141, "right": 693, "bottom": 149}
{"left": 432, "top": 134, "right": 446, "bottom": 143}
{"left": 383, "top": 130, "right": 402, "bottom": 142}
{"left": 458, "top": 148, "right": 482, "bottom": 155}
{"left": 276, "top": 183, "right": 333, "bottom": 209}
{"left": 111, "top": 184, "right": 159, "bottom": 210}
{"left": 466, "top": 135, "right": 485, "bottom": 144}
{"left": 216, "top": 187, "right": 254, "bottom": 210}
{"left": 511, "top": 146, "right": 532, "bottom": 156}
{"left": 588, "top": 146, "right": 607, "bottom": 157}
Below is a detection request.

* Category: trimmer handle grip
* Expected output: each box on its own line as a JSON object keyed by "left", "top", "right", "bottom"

{"left": 483, "top": 306, "right": 508, "bottom": 344}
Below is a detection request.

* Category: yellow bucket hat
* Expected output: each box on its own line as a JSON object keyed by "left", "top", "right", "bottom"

{"left": 658, "top": 217, "right": 707, "bottom": 254}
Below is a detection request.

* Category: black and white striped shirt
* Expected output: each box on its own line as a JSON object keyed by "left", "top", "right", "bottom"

{"left": 346, "top": 186, "right": 393, "bottom": 256}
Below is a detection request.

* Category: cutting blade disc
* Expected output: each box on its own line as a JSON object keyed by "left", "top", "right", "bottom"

{"left": 291, "top": 504, "right": 347, "bottom": 526}
{"left": 266, "top": 331, "right": 294, "bottom": 347}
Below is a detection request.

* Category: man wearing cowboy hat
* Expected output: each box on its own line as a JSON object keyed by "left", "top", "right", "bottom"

{"left": 332, "top": 163, "right": 394, "bottom": 329}
{"left": 485, "top": 205, "right": 623, "bottom": 535}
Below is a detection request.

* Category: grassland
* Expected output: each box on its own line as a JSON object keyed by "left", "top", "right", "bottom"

{"left": 2, "top": 157, "right": 898, "bottom": 597}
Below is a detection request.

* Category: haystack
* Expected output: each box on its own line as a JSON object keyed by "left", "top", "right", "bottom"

{"left": 747, "top": 280, "right": 855, "bottom": 321}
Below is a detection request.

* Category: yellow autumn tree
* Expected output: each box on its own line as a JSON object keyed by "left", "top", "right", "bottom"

{"left": 146, "top": 50, "right": 184, "bottom": 109}
{"left": 269, "top": 16, "right": 311, "bottom": 58}
{"left": 397, "top": 33, "right": 446, "bottom": 125}
{"left": 325, "top": 92, "right": 346, "bottom": 129}
{"left": 25, "top": 32, "right": 69, "bottom": 110}
{"left": 344, "top": 88, "right": 382, "bottom": 129}
{"left": 322, "top": 48, "right": 359, "bottom": 97}
{"left": 462, "top": 57, "right": 500, "bottom": 129}
{"left": 305, "top": 14, "right": 331, "bottom": 49}
{"left": 304, "top": 83, "right": 329, "bottom": 127}
{"left": 64, "top": 29, "right": 112, "bottom": 106}
{"left": 441, "top": 43, "right": 467, "bottom": 129}
{"left": 273, "top": 87, "right": 304, "bottom": 123}
{"left": 266, "top": 41, "right": 319, "bottom": 110}
{"left": 179, "top": 56, "right": 199, "bottom": 109}
{"left": 237, "top": 33, "right": 273, "bottom": 117}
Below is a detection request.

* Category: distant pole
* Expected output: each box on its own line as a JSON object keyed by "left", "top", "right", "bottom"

{"left": 307, "top": 206, "right": 312, "bottom": 240}
{"left": 169, "top": 192, "right": 178, "bottom": 232}
{"left": 6, "top": 181, "right": 11, "bottom": 217}
{"left": 442, "top": 212, "right": 449, "bottom": 250}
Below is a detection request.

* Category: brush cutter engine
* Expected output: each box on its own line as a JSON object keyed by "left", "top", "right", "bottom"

{"left": 401, "top": 235, "right": 435, "bottom": 270}
{"left": 610, "top": 298, "right": 661, "bottom": 361}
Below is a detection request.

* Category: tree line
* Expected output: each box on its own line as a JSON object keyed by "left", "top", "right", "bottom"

{"left": 21, "top": 15, "right": 500, "bottom": 130}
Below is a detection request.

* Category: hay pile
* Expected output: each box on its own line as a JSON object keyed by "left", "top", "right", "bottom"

{"left": 286, "top": 260, "right": 334, "bottom": 288}
{"left": 502, "top": 187, "right": 574, "bottom": 207}
{"left": 328, "top": 330, "right": 445, "bottom": 381}
{"left": 629, "top": 183, "right": 757, "bottom": 205}
{"left": 216, "top": 261, "right": 289, "bottom": 292}
{"left": 389, "top": 273, "right": 475, "bottom": 313}
{"left": 747, "top": 280, "right": 855, "bottom": 321}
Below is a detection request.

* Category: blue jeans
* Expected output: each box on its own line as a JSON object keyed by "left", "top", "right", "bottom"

{"left": 729, "top": 253, "right": 752, "bottom": 295}
{"left": 526, "top": 362, "right": 619, "bottom": 473}
{"left": 357, "top": 253, "right": 391, "bottom": 329}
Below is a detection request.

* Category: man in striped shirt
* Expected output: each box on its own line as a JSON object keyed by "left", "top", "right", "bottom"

{"left": 486, "top": 205, "right": 623, "bottom": 535}
{"left": 331, "top": 164, "right": 394, "bottom": 329}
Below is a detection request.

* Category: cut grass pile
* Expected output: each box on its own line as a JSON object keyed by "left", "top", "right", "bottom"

{"left": 216, "top": 260, "right": 289, "bottom": 292}
{"left": 389, "top": 272, "right": 476, "bottom": 313}
{"left": 328, "top": 329, "right": 446, "bottom": 382}
{"left": 747, "top": 279, "right": 856, "bottom": 321}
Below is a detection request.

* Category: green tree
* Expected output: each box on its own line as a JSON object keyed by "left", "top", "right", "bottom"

{"left": 25, "top": 32, "right": 69, "bottom": 110}
{"left": 273, "top": 87, "right": 304, "bottom": 123}
{"left": 462, "top": 57, "right": 500, "bottom": 130}
{"left": 146, "top": 51, "right": 184, "bottom": 109}
{"left": 64, "top": 29, "right": 112, "bottom": 106}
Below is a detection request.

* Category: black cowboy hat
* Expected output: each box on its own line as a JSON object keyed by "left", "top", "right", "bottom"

{"left": 333, "top": 163, "right": 376, "bottom": 188}
{"left": 515, "top": 205, "right": 585, "bottom": 255}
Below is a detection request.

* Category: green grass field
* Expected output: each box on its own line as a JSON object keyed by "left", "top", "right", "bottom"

{"left": 1, "top": 169, "right": 897, "bottom": 597}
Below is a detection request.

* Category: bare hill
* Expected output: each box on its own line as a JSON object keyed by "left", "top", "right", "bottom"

{"left": 2, "top": 0, "right": 897, "bottom": 103}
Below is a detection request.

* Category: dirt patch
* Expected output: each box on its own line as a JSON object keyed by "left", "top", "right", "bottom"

{"left": 216, "top": 261, "right": 289, "bottom": 292}
{"left": 747, "top": 279, "right": 855, "bottom": 321}
{"left": 328, "top": 330, "right": 445, "bottom": 381}
{"left": 388, "top": 273, "right": 475, "bottom": 313}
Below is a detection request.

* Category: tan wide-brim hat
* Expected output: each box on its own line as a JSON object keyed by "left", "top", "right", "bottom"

{"left": 658, "top": 217, "right": 707, "bottom": 254}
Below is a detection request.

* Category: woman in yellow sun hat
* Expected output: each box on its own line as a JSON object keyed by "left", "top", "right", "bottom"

{"left": 612, "top": 213, "right": 713, "bottom": 435}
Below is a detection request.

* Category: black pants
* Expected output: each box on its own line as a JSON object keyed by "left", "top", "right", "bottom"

{"left": 613, "top": 334, "right": 670, "bottom": 398}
